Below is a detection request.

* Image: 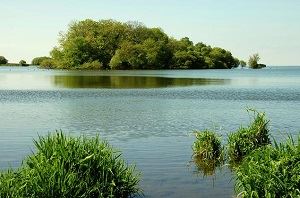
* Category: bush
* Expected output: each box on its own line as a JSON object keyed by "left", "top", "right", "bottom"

{"left": 31, "top": 56, "right": 51, "bottom": 65}
{"left": 228, "top": 110, "right": 271, "bottom": 164}
{"left": 19, "top": 60, "right": 29, "bottom": 66}
{"left": 192, "top": 130, "right": 224, "bottom": 176}
{"left": 0, "top": 132, "right": 140, "bottom": 198}
{"left": 235, "top": 136, "right": 300, "bottom": 198}
{"left": 78, "top": 60, "right": 104, "bottom": 70}
{"left": 40, "top": 59, "right": 56, "bottom": 69}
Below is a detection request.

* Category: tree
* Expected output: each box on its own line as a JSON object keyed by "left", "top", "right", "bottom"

{"left": 46, "top": 19, "right": 241, "bottom": 70}
{"left": 0, "top": 56, "right": 8, "bottom": 64}
{"left": 19, "top": 60, "right": 28, "bottom": 66}
{"left": 109, "top": 42, "right": 147, "bottom": 70}
{"left": 240, "top": 60, "right": 247, "bottom": 67}
{"left": 32, "top": 56, "right": 51, "bottom": 65}
{"left": 248, "top": 53, "right": 260, "bottom": 69}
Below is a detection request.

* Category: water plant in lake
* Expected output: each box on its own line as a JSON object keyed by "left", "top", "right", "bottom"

{"left": 192, "top": 130, "right": 224, "bottom": 176}
{"left": 227, "top": 109, "right": 271, "bottom": 164}
{"left": 235, "top": 135, "right": 300, "bottom": 198}
{"left": 0, "top": 131, "right": 140, "bottom": 198}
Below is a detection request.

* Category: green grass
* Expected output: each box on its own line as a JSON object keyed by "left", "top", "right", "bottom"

{"left": 235, "top": 135, "right": 300, "bottom": 198}
{"left": 228, "top": 110, "right": 271, "bottom": 164}
{"left": 192, "top": 130, "right": 224, "bottom": 176}
{"left": 0, "top": 131, "right": 140, "bottom": 198}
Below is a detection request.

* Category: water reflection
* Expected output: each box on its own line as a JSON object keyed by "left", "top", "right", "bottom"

{"left": 193, "top": 156, "right": 224, "bottom": 177}
{"left": 52, "top": 75, "right": 229, "bottom": 89}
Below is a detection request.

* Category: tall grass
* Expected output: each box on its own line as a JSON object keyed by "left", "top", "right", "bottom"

{"left": 235, "top": 135, "right": 300, "bottom": 198}
{"left": 192, "top": 130, "right": 224, "bottom": 176}
{"left": 0, "top": 131, "right": 140, "bottom": 198}
{"left": 228, "top": 110, "right": 271, "bottom": 164}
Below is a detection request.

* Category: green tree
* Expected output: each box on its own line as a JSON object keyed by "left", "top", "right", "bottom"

{"left": 46, "top": 19, "right": 241, "bottom": 70}
{"left": 248, "top": 53, "right": 260, "bottom": 69}
{"left": 0, "top": 56, "right": 8, "bottom": 64}
{"left": 19, "top": 60, "right": 28, "bottom": 66}
{"left": 32, "top": 56, "right": 51, "bottom": 65}
{"left": 240, "top": 60, "right": 247, "bottom": 67}
{"left": 109, "top": 42, "right": 147, "bottom": 70}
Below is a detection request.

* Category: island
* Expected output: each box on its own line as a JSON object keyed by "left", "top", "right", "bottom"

{"left": 35, "top": 19, "right": 243, "bottom": 70}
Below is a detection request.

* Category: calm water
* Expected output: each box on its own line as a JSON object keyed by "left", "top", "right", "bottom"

{"left": 0, "top": 66, "right": 300, "bottom": 197}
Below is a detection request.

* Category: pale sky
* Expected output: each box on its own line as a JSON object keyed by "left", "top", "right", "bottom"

{"left": 0, "top": 0, "right": 299, "bottom": 65}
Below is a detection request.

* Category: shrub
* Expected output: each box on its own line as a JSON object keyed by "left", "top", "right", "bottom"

{"left": 235, "top": 136, "right": 300, "bottom": 198}
{"left": 40, "top": 59, "right": 56, "bottom": 69}
{"left": 228, "top": 110, "right": 271, "bottom": 164}
{"left": 79, "top": 60, "right": 104, "bottom": 70}
{"left": 192, "top": 130, "right": 224, "bottom": 175}
{"left": 19, "top": 60, "right": 29, "bottom": 66}
{"left": 0, "top": 132, "right": 140, "bottom": 198}
{"left": 32, "top": 56, "right": 51, "bottom": 65}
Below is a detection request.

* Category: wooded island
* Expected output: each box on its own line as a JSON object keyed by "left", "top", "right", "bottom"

{"left": 36, "top": 19, "right": 242, "bottom": 70}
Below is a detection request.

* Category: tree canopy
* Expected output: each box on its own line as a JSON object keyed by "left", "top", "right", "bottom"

{"left": 41, "top": 19, "right": 240, "bottom": 70}
{"left": 32, "top": 56, "right": 51, "bottom": 65}
{"left": 0, "top": 56, "right": 8, "bottom": 64}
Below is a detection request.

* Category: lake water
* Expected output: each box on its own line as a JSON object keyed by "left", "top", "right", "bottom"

{"left": 0, "top": 66, "right": 300, "bottom": 197}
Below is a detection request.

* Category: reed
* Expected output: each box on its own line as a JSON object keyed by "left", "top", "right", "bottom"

{"left": 192, "top": 130, "right": 224, "bottom": 175}
{"left": 0, "top": 131, "right": 140, "bottom": 198}
{"left": 227, "top": 110, "right": 271, "bottom": 164}
{"left": 235, "top": 135, "right": 300, "bottom": 198}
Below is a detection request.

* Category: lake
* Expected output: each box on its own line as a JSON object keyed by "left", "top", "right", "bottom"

{"left": 0, "top": 66, "right": 300, "bottom": 197}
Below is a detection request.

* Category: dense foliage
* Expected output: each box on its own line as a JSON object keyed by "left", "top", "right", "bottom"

{"left": 31, "top": 56, "right": 51, "bottom": 65}
{"left": 236, "top": 136, "right": 300, "bottom": 198}
{"left": 0, "top": 56, "right": 8, "bottom": 64}
{"left": 41, "top": 19, "right": 240, "bottom": 70}
{"left": 228, "top": 110, "right": 271, "bottom": 163}
{"left": 0, "top": 132, "right": 140, "bottom": 198}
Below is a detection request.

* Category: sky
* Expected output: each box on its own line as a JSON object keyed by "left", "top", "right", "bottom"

{"left": 0, "top": 0, "right": 299, "bottom": 65}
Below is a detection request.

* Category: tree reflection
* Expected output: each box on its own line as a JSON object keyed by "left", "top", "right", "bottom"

{"left": 52, "top": 75, "right": 229, "bottom": 89}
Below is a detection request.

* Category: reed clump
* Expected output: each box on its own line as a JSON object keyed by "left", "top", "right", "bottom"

{"left": 192, "top": 130, "right": 224, "bottom": 175}
{"left": 228, "top": 110, "right": 271, "bottom": 164}
{"left": 235, "top": 136, "right": 300, "bottom": 198}
{"left": 0, "top": 131, "right": 140, "bottom": 198}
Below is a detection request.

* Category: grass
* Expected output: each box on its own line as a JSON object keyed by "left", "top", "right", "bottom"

{"left": 235, "top": 135, "right": 300, "bottom": 198}
{"left": 227, "top": 109, "right": 271, "bottom": 164}
{"left": 192, "top": 130, "right": 224, "bottom": 176}
{"left": 0, "top": 131, "right": 140, "bottom": 198}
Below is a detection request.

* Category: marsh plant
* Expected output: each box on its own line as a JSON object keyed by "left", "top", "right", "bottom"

{"left": 228, "top": 110, "right": 271, "bottom": 164}
{"left": 0, "top": 132, "right": 140, "bottom": 198}
{"left": 235, "top": 135, "right": 300, "bottom": 198}
{"left": 192, "top": 130, "right": 224, "bottom": 176}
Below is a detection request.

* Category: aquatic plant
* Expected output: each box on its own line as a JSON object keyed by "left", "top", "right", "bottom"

{"left": 193, "top": 130, "right": 223, "bottom": 161}
{"left": 192, "top": 130, "right": 224, "bottom": 175}
{"left": 227, "top": 110, "right": 271, "bottom": 164}
{"left": 235, "top": 135, "right": 300, "bottom": 198}
{"left": 0, "top": 131, "right": 140, "bottom": 198}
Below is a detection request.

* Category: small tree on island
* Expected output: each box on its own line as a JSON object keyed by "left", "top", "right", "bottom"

{"left": 0, "top": 56, "right": 8, "bottom": 64}
{"left": 248, "top": 53, "right": 260, "bottom": 68}
{"left": 248, "top": 53, "right": 266, "bottom": 69}
{"left": 19, "top": 60, "right": 28, "bottom": 66}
